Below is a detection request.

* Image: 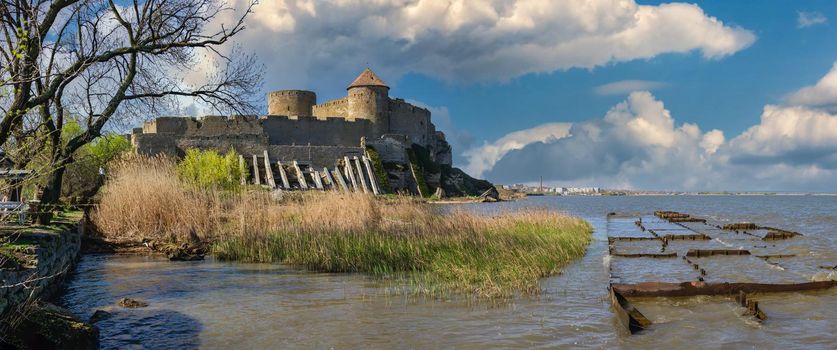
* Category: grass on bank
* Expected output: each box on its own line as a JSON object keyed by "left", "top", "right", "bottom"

{"left": 93, "top": 154, "right": 592, "bottom": 298}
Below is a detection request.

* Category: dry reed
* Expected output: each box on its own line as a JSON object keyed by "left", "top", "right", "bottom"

{"left": 93, "top": 156, "right": 593, "bottom": 298}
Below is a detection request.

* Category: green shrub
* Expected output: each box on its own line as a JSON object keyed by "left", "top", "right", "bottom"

{"left": 365, "top": 146, "right": 391, "bottom": 193}
{"left": 406, "top": 147, "right": 430, "bottom": 197}
{"left": 177, "top": 149, "right": 247, "bottom": 191}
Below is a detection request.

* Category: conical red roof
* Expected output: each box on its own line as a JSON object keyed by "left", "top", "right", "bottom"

{"left": 347, "top": 68, "right": 389, "bottom": 89}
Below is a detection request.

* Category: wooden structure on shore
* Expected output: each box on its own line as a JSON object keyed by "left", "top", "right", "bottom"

{"left": 239, "top": 150, "right": 383, "bottom": 195}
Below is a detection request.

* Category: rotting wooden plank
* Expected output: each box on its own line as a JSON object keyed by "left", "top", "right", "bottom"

{"left": 736, "top": 290, "right": 767, "bottom": 321}
{"left": 686, "top": 249, "right": 751, "bottom": 257}
{"left": 312, "top": 170, "right": 324, "bottom": 190}
{"left": 609, "top": 288, "right": 652, "bottom": 334}
{"left": 263, "top": 150, "right": 276, "bottom": 188}
{"left": 611, "top": 253, "right": 677, "bottom": 258}
{"left": 362, "top": 155, "right": 380, "bottom": 195}
{"left": 292, "top": 161, "right": 308, "bottom": 190}
{"left": 354, "top": 156, "right": 369, "bottom": 194}
{"left": 323, "top": 167, "right": 336, "bottom": 191}
{"left": 611, "top": 280, "right": 837, "bottom": 298}
{"left": 331, "top": 169, "right": 349, "bottom": 193}
{"left": 252, "top": 155, "right": 261, "bottom": 186}
{"left": 661, "top": 233, "right": 711, "bottom": 241}
{"left": 344, "top": 156, "right": 359, "bottom": 192}
{"left": 238, "top": 155, "right": 246, "bottom": 186}
{"left": 756, "top": 254, "right": 796, "bottom": 259}
{"left": 762, "top": 229, "right": 801, "bottom": 240}
{"left": 276, "top": 160, "right": 290, "bottom": 189}
{"left": 608, "top": 236, "right": 659, "bottom": 242}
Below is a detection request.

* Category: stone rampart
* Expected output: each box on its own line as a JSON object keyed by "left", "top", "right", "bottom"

{"left": 312, "top": 97, "right": 348, "bottom": 118}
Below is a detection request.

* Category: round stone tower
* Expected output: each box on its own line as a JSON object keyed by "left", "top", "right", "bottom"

{"left": 347, "top": 68, "right": 390, "bottom": 136}
{"left": 267, "top": 90, "right": 316, "bottom": 116}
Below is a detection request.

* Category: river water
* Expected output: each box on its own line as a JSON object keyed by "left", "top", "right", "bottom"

{"left": 60, "top": 196, "right": 837, "bottom": 349}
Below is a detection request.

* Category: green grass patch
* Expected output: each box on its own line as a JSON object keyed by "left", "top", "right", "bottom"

{"left": 213, "top": 210, "right": 592, "bottom": 299}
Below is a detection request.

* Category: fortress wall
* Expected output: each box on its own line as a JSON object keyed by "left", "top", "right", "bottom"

{"left": 388, "top": 99, "right": 431, "bottom": 147}
{"left": 261, "top": 115, "right": 371, "bottom": 146}
{"left": 312, "top": 97, "right": 348, "bottom": 118}
{"left": 267, "top": 145, "right": 364, "bottom": 169}
{"left": 142, "top": 115, "right": 263, "bottom": 137}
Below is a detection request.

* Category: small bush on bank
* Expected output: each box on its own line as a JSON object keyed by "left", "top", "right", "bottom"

{"left": 177, "top": 149, "right": 246, "bottom": 191}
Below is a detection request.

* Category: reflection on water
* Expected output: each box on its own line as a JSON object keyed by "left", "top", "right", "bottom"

{"left": 60, "top": 196, "right": 837, "bottom": 349}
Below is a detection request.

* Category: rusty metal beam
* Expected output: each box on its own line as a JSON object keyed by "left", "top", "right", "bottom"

{"left": 612, "top": 281, "right": 837, "bottom": 298}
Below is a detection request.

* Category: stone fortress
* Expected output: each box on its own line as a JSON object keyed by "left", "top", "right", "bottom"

{"left": 132, "top": 68, "right": 491, "bottom": 196}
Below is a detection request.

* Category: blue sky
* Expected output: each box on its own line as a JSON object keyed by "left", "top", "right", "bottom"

{"left": 204, "top": 0, "right": 837, "bottom": 192}
{"left": 390, "top": 0, "right": 836, "bottom": 142}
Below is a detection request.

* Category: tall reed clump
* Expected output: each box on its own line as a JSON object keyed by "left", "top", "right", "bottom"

{"left": 92, "top": 155, "right": 224, "bottom": 242}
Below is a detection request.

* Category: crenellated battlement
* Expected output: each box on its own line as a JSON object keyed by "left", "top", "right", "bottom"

{"left": 134, "top": 68, "right": 454, "bottom": 187}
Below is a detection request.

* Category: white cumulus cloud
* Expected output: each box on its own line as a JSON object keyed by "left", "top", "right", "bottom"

{"left": 462, "top": 122, "right": 572, "bottom": 177}
{"left": 467, "top": 90, "right": 837, "bottom": 192}
{"left": 220, "top": 0, "right": 754, "bottom": 91}
{"left": 786, "top": 61, "right": 837, "bottom": 110}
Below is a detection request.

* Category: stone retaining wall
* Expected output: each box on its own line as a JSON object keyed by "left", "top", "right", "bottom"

{"left": 0, "top": 223, "right": 81, "bottom": 319}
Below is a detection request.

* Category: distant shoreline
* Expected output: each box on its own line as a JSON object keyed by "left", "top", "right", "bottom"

{"left": 521, "top": 192, "right": 837, "bottom": 197}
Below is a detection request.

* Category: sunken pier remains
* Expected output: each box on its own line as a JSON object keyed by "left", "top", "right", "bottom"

{"left": 607, "top": 211, "right": 836, "bottom": 334}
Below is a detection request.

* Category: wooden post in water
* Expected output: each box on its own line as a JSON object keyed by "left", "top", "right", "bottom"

{"left": 263, "top": 150, "right": 276, "bottom": 188}
{"left": 276, "top": 160, "right": 290, "bottom": 189}
{"left": 354, "top": 156, "right": 369, "bottom": 193}
{"left": 331, "top": 169, "right": 349, "bottom": 193}
{"left": 292, "top": 161, "right": 308, "bottom": 189}
{"left": 343, "top": 156, "right": 359, "bottom": 192}
{"left": 323, "top": 167, "right": 336, "bottom": 191}
{"left": 362, "top": 155, "right": 380, "bottom": 195}
{"left": 238, "top": 155, "right": 246, "bottom": 186}
{"left": 252, "top": 155, "right": 261, "bottom": 185}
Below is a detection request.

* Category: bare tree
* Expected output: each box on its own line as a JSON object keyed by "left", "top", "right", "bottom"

{"left": 0, "top": 0, "right": 263, "bottom": 219}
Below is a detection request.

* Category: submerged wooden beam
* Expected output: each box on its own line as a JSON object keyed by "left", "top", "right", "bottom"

{"left": 736, "top": 290, "right": 767, "bottom": 321}
{"left": 609, "top": 288, "right": 652, "bottom": 334}
{"left": 611, "top": 253, "right": 677, "bottom": 258}
{"left": 612, "top": 280, "right": 837, "bottom": 298}
{"left": 662, "top": 233, "right": 711, "bottom": 241}
{"left": 686, "top": 249, "right": 751, "bottom": 257}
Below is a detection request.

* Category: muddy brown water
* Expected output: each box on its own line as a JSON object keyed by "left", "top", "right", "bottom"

{"left": 60, "top": 196, "right": 837, "bottom": 349}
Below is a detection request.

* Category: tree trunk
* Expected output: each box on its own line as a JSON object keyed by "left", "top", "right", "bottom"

{"left": 37, "top": 165, "right": 66, "bottom": 225}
